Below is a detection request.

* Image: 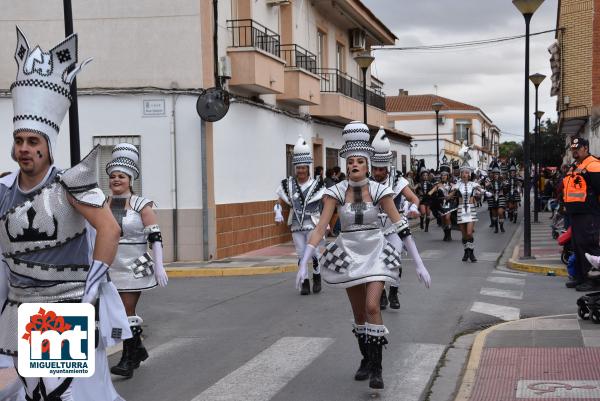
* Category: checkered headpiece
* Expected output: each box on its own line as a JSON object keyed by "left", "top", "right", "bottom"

{"left": 292, "top": 135, "right": 313, "bottom": 166}
{"left": 339, "top": 121, "right": 374, "bottom": 160}
{"left": 11, "top": 26, "right": 92, "bottom": 163}
{"left": 371, "top": 127, "right": 393, "bottom": 168}
{"left": 106, "top": 143, "right": 140, "bottom": 181}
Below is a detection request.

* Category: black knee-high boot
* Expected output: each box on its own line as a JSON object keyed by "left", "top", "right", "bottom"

{"left": 312, "top": 256, "right": 321, "bottom": 294}
{"left": 462, "top": 239, "right": 469, "bottom": 261}
{"left": 425, "top": 218, "right": 430, "bottom": 232}
{"left": 489, "top": 210, "right": 494, "bottom": 227}
{"left": 353, "top": 325, "right": 370, "bottom": 381}
{"left": 493, "top": 218, "right": 499, "bottom": 233}
{"left": 111, "top": 336, "right": 136, "bottom": 378}
{"left": 366, "top": 328, "right": 388, "bottom": 390}
{"left": 468, "top": 238, "right": 477, "bottom": 262}
{"left": 499, "top": 219, "right": 505, "bottom": 233}
{"left": 388, "top": 286, "right": 400, "bottom": 309}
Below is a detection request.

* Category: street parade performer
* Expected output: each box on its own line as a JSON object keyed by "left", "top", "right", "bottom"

{"left": 295, "top": 121, "right": 431, "bottom": 390}
{"left": 276, "top": 135, "right": 325, "bottom": 295}
{"left": 0, "top": 27, "right": 130, "bottom": 400}
{"left": 449, "top": 144, "right": 483, "bottom": 262}
{"left": 506, "top": 159, "right": 522, "bottom": 223}
{"left": 370, "top": 128, "right": 428, "bottom": 311}
{"left": 106, "top": 143, "right": 169, "bottom": 378}
{"left": 429, "top": 156, "right": 456, "bottom": 241}
{"left": 415, "top": 162, "right": 433, "bottom": 232}
{"left": 486, "top": 159, "right": 507, "bottom": 233}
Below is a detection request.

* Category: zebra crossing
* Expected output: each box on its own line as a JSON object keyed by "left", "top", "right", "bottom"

{"left": 470, "top": 268, "right": 527, "bottom": 321}
{"left": 186, "top": 337, "right": 444, "bottom": 401}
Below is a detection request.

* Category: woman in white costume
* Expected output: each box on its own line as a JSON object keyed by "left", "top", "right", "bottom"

{"left": 296, "top": 122, "right": 431, "bottom": 390}
{"left": 106, "top": 143, "right": 169, "bottom": 378}
{"left": 449, "top": 155, "right": 483, "bottom": 263}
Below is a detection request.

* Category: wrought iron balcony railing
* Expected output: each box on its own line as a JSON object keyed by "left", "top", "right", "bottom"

{"left": 316, "top": 68, "right": 385, "bottom": 111}
{"left": 227, "top": 19, "right": 280, "bottom": 58}
{"left": 279, "top": 44, "right": 318, "bottom": 74}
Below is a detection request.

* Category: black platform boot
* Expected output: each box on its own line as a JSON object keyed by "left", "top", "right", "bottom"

{"left": 494, "top": 219, "right": 499, "bottom": 233}
{"left": 353, "top": 327, "right": 370, "bottom": 381}
{"left": 380, "top": 289, "right": 388, "bottom": 310}
{"left": 312, "top": 257, "right": 321, "bottom": 293}
{"left": 513, "top": 211, "right": 518, "bottom": 223}
{"left": 462, "top": 239, "right": 469, "bottom": 262}
{"left": 424, "top": 218, "right": 430, "bottom": 232}
{"left": 468, "top": 240, "right": 478, "bottom": 262}
{"left": 110, "top": 337, "right": 136, "bottom": 378}
{"left": 367, "top": 335, "right": 388, "bottom": 389}
{"left": 499, "top": 220, "right": 505, "bottom": 233}
{"left": 388, "top": 286, "right": 400, "bottom": 309}
{"left": 301, "top": 279, "right": 311, "bottom": 295}
{"left": 489, "top": 210, "right": 494, "bottom": 227}
{"left": 130, "top": 325, "right": 149, "bottom": 369}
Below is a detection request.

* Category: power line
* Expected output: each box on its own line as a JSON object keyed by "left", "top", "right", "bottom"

{"left": 372, "top": 29, "right": 557, "bottom": 52}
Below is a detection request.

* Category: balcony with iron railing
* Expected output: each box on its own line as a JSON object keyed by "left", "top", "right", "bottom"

{"left": 226, "top": 19, "right": 285, "bottom": 94}
{"left": 309, "top": 68, "right": 387, "bottom": 127}
{"left": 277, "top": 44, "right": 320, "bottom": 105}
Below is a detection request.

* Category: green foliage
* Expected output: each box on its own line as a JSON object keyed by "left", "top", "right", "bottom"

{"left": 499, "top": 141, "right": 523, "bottom": 164}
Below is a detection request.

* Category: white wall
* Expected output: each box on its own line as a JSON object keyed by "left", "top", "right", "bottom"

{"left": 0, "top": 94, "right": 203, "bottom": 210}
{"left": 0, "top": 0, "right": 203, "bottom": 89}
{"left": 213, "top": 102, "right": 350, "bottom": 204}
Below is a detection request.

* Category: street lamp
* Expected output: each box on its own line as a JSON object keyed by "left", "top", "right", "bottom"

{"left": 354, "top": 53, "right": 375, "bottom": 124}
{"left": 432, "top": 101, "right": 445, "bottom": 170}
{"left": 529, "top": 73, "right": 546, "bottom": 223}
{"left": 513, "top": 0, "right": 545, "bottom": 259}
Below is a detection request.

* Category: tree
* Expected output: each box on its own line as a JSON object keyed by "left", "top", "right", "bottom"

{"left": 499, "top": 141, "right": 524, "bottom": 165}
{"left": 536, "top": 119, "right": 565, "bottom": 168}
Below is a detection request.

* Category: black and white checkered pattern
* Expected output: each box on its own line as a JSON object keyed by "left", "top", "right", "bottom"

{"left": 382, "top": 243, "right": 402, "bottom": 268}
{"left": 131, "top": 252, "right": 155, "bottom": 278}
{"left": 319, "top": 243, "right": 353, "bottom": 273}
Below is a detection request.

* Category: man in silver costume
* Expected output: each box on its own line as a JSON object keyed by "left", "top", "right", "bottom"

{"left": 275, "top": 135, "right": 325, "bottom": 295}
{"left": 0, "top": 27, "right": 129, "bottom": 401}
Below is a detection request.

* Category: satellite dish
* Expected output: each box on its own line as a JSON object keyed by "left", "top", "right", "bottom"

{"left": 196, "top": 87, "right": 230, "bottom": 122}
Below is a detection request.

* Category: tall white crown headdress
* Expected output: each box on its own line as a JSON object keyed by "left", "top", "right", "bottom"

{"left": 371, "top": 126, "right": 392, "bottom": 168}
{"left": 106, "top": 143, "right": 140, "bottom": 181}
{"left": 292, "top": 135, "right": 313, "bottom": 166}
{"left": 339, "top": 121, "right": 374, "bottom": 160}
{"left": 11, "top": 26, "right": 92, "bottom": 162}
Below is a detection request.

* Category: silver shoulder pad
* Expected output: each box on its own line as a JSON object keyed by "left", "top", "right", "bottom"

{"left": 130, "top": 195, "right": 154, "bottom": 212}
{"left": 58, "top": 145, "right": 107, "bottom": 208}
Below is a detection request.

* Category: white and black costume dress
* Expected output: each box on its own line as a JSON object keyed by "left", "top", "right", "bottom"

{"left": 319, "top": 181, "right": 402, "bottom": 288}
{"left": 109, "top": 195, "right": 158, "bottom": 291}
{"left": 507, "top": 176, "right": 522, "bottom": 203}
{"left": 487, "top": 179, "right": 507, "bottom": 209}
{"left": 454, "top": 181, "right": 481, "bottom": 224}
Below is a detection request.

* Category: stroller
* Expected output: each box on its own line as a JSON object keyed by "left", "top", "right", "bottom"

{"left": 558, "top": 227, "right": 574, "bottom": 265}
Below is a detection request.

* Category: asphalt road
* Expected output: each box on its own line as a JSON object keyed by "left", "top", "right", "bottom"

{"left": 112, "top": 211, "right": 581, "bottom": 401}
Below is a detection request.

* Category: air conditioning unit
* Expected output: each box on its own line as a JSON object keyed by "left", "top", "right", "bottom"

{"left": 437, "top": 116, "right": 446, "bottom": 125}
{"left": 350, "top": 29, "right": 367, "bottom": 51}
{"left": 266, "top": 0, "right": 291, "bottom": 6}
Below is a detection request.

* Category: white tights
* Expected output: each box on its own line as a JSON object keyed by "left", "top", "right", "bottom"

{"left": 292, "top": 231, "right": 321, "bottom": 274}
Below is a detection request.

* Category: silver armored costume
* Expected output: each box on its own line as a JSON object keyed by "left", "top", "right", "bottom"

{"left": 319, "top": 180, "right": 402, "bottom": 288}
{"left": 454, "top": 181, "right": 481, "bottom": 224}
{"left": 276, "top": 176, "right": 324, "bottom": 233}
{"left": 110, "top": 195, "right": 158, "bottom": 291}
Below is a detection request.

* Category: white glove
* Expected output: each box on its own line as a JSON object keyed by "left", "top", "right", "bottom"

{"left": 296, "top": 244, "right": 315, "bottom": 291}
{"left": 402, "top": 236, "right": 431, "bottom": 288}
{"left": 82, "top": 260, "right": 109, "bottom": 304}
{"left": 152, "top": 242, "right": 168, "bottom": 287}
{"left": 485, "top": 191, "right": 492, "bottom": 198}
{"left": 407, "top": 203, "right": 420, "bottom": 218}
{"left": 274, "top": 204, "right": 284, "bottom": 223}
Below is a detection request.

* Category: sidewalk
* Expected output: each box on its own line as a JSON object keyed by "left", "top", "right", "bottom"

{"left": 165, "top": 241, "right": 299, "bottom": 277}
{"left": 456, "top": 314, "right": 600, "bottom": 401}
{"left": 508, "top": 212, "right": 567, "bottom": 276}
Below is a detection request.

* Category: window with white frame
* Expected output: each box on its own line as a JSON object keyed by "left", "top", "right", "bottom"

{"left": 317, "top": 30, "right": 326, "bottom": 70}
{"left": 93, "top": 136, "right": 142, "bottom": 195}
{"left": 455, "top": 120, "right": 471, "bottom": 144}
{"left": 336, "top": 42, "right": 345, "bottom": 72}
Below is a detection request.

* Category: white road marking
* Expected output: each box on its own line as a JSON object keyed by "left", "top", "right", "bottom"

{"left": 494, "top": 269, "right": 527, "bottom": 277}
{"left": 487, "top": 276, "right": 526, "bottom": 286}
{"left": 480, "top": 287, "right": 524, "bottom": 300}
{"left": 385, "top": 343, "right": 446, "bottom": 401}
{"left": 471, "top": 301, "right": 520, "bottom": 321}
{"left": 191, "top": 337, "right": 334, "bottom": 401}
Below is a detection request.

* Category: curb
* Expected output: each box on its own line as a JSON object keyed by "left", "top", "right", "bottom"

{"left": 166, "top": 264, "right": 297, "bottom": 278}
{"left": 453, "top": 314, "right": 574, "bottom": 401}
{"left": 507, "top": 244, "right": 567, "bottom": 277}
